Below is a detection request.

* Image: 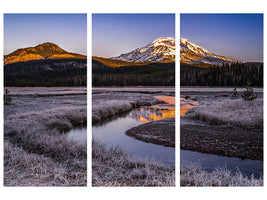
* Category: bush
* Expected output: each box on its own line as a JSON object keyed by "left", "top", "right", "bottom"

{"left": 242, "top": 82, "right": 257, "bottom": 101}
{"left": 4, "top": 89, "right": 12, "bottom": 105}
{"left": 232, "top": 87, "right": 238, "bottom": 99}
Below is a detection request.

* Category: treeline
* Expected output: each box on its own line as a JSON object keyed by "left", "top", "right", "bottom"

{"left": 92, "top": 59, "right": 175, "bottom": 86}
{"left": 180, "top": 62, "right": 263, "bottom": 87}
{"left": 4, "top": 58, "right": 87, "bottom": 87}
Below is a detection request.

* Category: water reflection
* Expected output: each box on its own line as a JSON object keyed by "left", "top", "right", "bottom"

{"left": 129, "top": 106, "right": 175, "bottom": 123}
{"left": 129, "top": 95, "right": 175, "bottom": 122}
{"left": 155, "top": 96, "right": 175, "bottom": 104}
{"left": 180, "top": 98, "right": 199, "bottom": 116}
{"left": 94, "top": 95, "right": 176, "bottom": 126}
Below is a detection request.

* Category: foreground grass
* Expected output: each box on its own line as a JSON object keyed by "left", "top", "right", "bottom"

{"left": 92, "top": 139, "right": 175, "bottom": 186}
{"left": 181, "top": 162, "right": 263, "bottom": 187}
{"left": 185, "top": 98, "right": 263, "bottom": 129}
{"left": 4, "top": 106, "right": 87, "bottom": 186}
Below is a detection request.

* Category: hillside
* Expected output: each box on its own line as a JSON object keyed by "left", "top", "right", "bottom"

{"left": 4, "top": 42, "right": 87, "bottom": 65}
{"left": 92, "top": 56, "right": 150, "bottom": 68}
{"left": 4, "top": 58, "right": 87, "bottom": 87}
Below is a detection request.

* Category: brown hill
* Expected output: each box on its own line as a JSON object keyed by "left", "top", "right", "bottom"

{"left": 4, "top": 42, "right": 86, "bottom": 65}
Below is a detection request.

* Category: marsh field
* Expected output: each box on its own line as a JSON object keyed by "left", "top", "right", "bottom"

{"left": 180, "top": 87, "right": 263, "bottom": 186}
{"left": 4, "top": 87, "right": 87, "bottom": 186}
{"left": 92, "top": 87, "right": 175, "bottom": 186}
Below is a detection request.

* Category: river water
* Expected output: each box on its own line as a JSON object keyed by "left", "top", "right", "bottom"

{"left": 93, "top": 96, "right": 175, "bottom": 165}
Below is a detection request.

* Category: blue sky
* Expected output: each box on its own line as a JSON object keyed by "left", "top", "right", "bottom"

{"left": 4, "top": 14, "right": 87, "bottom": 55}
{"left": 181, "top": 14, "right": 263, "bottom": 62}
{"left": 92, "top": 14, "right": 175, "bottom": 57}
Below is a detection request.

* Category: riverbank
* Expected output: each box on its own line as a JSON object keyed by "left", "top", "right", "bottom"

{"left": 126, "top": 118, "right": 175, "bottom": 147}
{"left": 180, "top": 88, "right": 263, "bottom": 160}
{"left": 181, "top": 118, "right": 262, "bottom": 160}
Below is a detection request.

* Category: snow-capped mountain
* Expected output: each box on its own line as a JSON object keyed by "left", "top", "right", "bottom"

{"left": 112, "top": 37, "right": 175, "bottom": 63}
{"left": 180, "top": 38, "right": 235, "bottom": 65}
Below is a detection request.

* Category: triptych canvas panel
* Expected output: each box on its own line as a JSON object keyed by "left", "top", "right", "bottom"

{"left": 3, "top": 13, "right": 263, "bottom": 187}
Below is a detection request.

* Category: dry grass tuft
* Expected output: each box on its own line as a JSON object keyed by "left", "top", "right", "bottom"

{"left": 185, "top": 99, "right": 263, "bottom": 129}
{"left": 92, "top": 139, "right": 175, "bottom": 186}
{"left": 180, "top": 162, "right": 263, "bottom": 187}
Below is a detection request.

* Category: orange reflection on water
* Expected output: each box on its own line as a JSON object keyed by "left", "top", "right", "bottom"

{"left": 148, "top": 109, "right": 175, "bottom": 121}
{"left": 137, "top": 116, "right": 150, "bottom": 123}
{"left": 129, "top": 96, "right": 175, "bottom": 123}
{"left": 180, "top": 98, "right": 199, "bottom": 116}
{"left": 180, "top": 105, "right": 194, "bottom": 117}
{"left": 155, "top": 96, "right": 175, "bottom": 104}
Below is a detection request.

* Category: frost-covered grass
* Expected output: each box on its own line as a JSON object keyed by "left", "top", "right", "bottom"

{"left": 92, "top": 100, "right": 133, "bottom": 124}
{"left": 185, "top": 98, "right": 263, "bottom": 128}
{"left": 4, "top": 103, "right": 87, "bottom": 186}
{"left": 181, "top": 162, "right": 263, "bottom": 187}
{"left": 5, "top": 141, "right": 86, "bottom": 186}
{"left": 92, "top": 139, "right": 175, "bottom": 186}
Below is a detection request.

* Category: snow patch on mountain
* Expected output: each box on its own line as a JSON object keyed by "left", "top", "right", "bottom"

{"left": 111, "top": 37, "right": 175, "bottom": 63}
{"left": 180, "top": 38, "right": 235, "bottom": 65}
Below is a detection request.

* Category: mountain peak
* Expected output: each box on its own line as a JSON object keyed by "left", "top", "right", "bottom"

{"left": 35, "top": 42, "right": 61, "bottom": 48}
{"left": 180, "top": 38, "right": 189, "bottom": 45}
{"left": 33, "top": 42, "right": 66, "bottom": 56}
{"left": 180, "top": 38, "right": 235, "bottom": 65}
{"left": 112, "top": 37, "right": 175, "bottom": 63}
{"left": 152, "top": 37, "right": 175, "bottom": 46}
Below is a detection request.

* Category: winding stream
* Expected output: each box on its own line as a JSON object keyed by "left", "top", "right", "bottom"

{"left": 66, "top": 96, "right": 263, "bottom": 177}
{"left": 93, "top": 96, "right": 175, "bottom": 165}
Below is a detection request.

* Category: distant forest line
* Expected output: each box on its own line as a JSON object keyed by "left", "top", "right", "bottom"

{"left": 4, "top": 58, "right": 87, "bottom": 87}
{"left": 92, "top": 59, "right": 175, "bottom": 86}
{"left": 4, "top": 58, "right": 262, "bottom": 87}
{"left": 181, "top": 62, "right": 263, "bottom": 87}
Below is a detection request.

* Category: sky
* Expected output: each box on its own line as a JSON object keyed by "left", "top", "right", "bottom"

{"left": 4, "top": 14, "right": 87, "bottom": 55}
{"left": 92, "top": 14, "right": 175, "bottom": 57}
{"left": 181, "top": 14, "right": 263, "bottom": 62}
